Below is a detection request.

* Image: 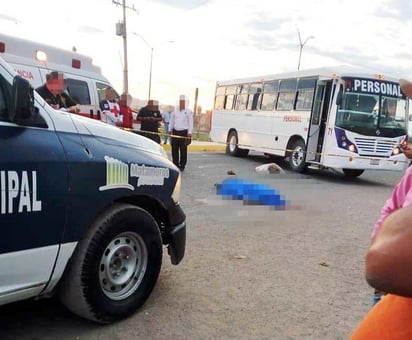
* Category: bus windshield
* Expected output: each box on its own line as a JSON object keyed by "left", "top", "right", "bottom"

{"left": 335, "top": 81, "right": 407, "bottom": 138}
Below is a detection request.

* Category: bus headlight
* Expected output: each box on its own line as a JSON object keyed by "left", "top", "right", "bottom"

{"left": 335, "top": 128, "right": 358, "bottom": 153}
{"left": 392, "top": 147, "right": 400, "bottom": 156}
{"left": 348, "top": 144, "right": 357, "bottom": 153}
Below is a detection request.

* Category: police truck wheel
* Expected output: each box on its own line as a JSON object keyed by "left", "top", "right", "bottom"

{"left": 288, "top": 140, "right": 307, "bottom": 173}
{"left": 226, "top": 131, "right": 249, "bottom": 157}
{"left": 58, "top": 203, "right": 162, "bottom": 324}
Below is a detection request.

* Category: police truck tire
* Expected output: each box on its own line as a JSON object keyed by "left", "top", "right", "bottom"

{"left": 288, "top": 139, "right": 307, "bottom": 173}
{"left": 58, "top": 203, "right": 162, "bottom": 324}
{"left": 226, "top": 131, "right": 249, "bottom": 157}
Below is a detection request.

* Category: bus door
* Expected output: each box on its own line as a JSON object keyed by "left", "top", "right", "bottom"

{"left": 306, "top": 80, "right": 332, "bottom": 162}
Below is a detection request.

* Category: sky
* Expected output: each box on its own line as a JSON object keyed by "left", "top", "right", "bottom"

{"left": 1, "top": 0, "right": 412, "bottom": 111}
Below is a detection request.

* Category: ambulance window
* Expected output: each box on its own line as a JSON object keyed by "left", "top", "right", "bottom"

{"left": 65, "top": 78, "right": 91, "bottom": 105}
{"left": 97, "top": 82, "right": 119, "bottom": 102}
{"left": 0, "top": 77, "right": 9, "bottom": 121}
{"left": 97, "top": 82, "right": 109, "bottom": 102}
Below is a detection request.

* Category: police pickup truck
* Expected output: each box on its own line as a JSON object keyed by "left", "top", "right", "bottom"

{"left": 0, "top": 57, "right": 186, "bottom": 323}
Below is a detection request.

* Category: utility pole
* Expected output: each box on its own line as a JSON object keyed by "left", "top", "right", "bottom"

{"left": 131, "top": 32, "right": 173, "bottom": 101}
{"left": 193, "top": 87, "right": 198, "bottom": 115}
{"left": 113, "top": 0, "right": 137, "bottom": 94}
{"left": 148, "top": 47, "right": 153, "bottom": 100}
{"left": 296, "top": 26, "right": 314, "bottom": 71}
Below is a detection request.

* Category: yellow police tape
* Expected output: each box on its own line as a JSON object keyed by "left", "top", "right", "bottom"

{"left": 120, "top": 128, "right": 409, "bottom": 165}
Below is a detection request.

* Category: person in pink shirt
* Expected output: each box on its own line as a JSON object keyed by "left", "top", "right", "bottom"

{"left": 372, "top": 153, "right": 412, "bottom": 238}
{"left": 372, "top": 79, "right": 412, "bottom": 238}
{"left": 370, "top": 78, "right": 412, "bottom": 304}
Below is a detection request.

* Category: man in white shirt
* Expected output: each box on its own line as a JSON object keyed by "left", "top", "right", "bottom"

{"left": 169, "top": 95, "right": 194, "bottom": 171}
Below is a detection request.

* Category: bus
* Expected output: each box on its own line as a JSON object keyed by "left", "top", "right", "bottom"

{"left": 210, "top": 66, "right": 409, "bottom": 177}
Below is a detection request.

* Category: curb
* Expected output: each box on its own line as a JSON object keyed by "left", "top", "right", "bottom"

{"left": 162, "top": 143, "right": 226, "bottom": 152}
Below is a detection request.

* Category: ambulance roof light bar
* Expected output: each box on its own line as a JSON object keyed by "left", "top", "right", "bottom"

{"left": 72, "top": 59, "right": 81, "bottom": 69}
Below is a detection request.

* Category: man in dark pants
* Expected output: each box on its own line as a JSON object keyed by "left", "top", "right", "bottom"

{"left": 137, "top": 99, "right": 162, "bottom": 144}
{"left": 169, "top": 95, "right": 194, "bottom": 171}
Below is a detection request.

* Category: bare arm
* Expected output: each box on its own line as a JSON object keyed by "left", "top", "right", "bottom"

{"left": 366, "top": 205, "right": 412, "bottom": 297}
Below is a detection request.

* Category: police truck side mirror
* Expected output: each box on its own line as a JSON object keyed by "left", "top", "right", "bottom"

{"left": 10, "top": 76, "right": 46, "bottom": 127}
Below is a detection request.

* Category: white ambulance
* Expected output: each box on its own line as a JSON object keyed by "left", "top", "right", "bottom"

{"left": 0, "top": 54, "right": 186, "bottom": 323}
{"left": 0, "top": 32, "right": 140, "bottom": 129}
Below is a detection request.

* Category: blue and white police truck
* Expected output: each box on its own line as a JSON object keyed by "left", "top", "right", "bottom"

{"left": 0, "top": 56, "right": 186, "bottom": 323}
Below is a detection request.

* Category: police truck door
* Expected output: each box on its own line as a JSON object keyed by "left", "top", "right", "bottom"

{"left": 0, "top": 77, "right": 69, "bottom": 304}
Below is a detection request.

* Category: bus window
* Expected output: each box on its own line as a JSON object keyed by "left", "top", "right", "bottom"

{"left": 226, "top": 86, "right": 237, "bottom": 95}
{"left": 279, "top": 78, "right": 297, "bottom": 91}
{"left": 214, "top": 95, "right": 225, "bottom": 110}
{"left": 247, "top": 84, "right": 262, "bottom": 110}
{"left": 380, "top": 97, "right": 406, "bottom": 128}
{"left": 263, "top": 80, "right": 279, "bottom": 93}
{"left": 238, "top": 84, "right": 249, "bottom": 94}
{"left": 235, "top": 93, "right": 248, "bottom": 110}
{"left": 65, "top": 78, "right": 91, "bottom": 105}
{"left": 261, "top": 92, "right": 277, "bottom": 111}
{"left": 225, "top": 94, "right": 235, "bottom": 110}
{"left": 277, "top": 92, "right": 295, "bottom": 111}
{"left": 215, "top": 86, "right": 226, "bottom": 96}
{"left": 297, "top": 78, "right": 316, "bottom": 89}
{"left": 295, "top": 89, "right": 314, "bottom": 110}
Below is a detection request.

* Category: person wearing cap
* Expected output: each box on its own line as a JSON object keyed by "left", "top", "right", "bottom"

{"left": 36, "top": 71, "right": 80, "bottom": 113}
{"left": 351, "top": 79, "right": 412, "bottom": 337}
{"left": 169, "top": 95, "right": 194, "bottom": 171}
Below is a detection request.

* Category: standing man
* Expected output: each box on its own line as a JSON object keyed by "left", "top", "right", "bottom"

{"left": 137, "top": 99, "right": 162, "bottom": 144}
{"left": 161, "top": 105, "right": 173, "bottom": 144}
{"left": 36, "top": 71, "right": 80, "bottom": 113}
{"left": 169, "top": 95, "right": 194, "bottom": 171}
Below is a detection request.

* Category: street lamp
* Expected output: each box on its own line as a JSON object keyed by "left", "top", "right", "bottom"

{"left": 296, "top": 27, "right": 314, "bottom": 71}
{"left": 132, "top": 32, "right": 174, "bottom": 100}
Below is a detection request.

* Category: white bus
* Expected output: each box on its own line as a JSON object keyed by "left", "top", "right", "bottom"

{"left": 210, "top": 66, "right": 409, "bottom": 177}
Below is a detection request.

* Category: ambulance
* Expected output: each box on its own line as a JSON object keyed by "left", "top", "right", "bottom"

{"left": 0, "top": 33, "right": 140, "bottom": 129}
{"left": 0, "top": 53, "right": 186, "bottom": 323}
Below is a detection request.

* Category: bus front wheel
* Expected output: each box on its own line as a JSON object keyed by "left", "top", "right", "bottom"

{"left": 342, "top": 169, "right": 364, "bottom": 177}
{"left": 226, "top": 131, "right": 249, "bottom": 157}
{"left": 288, "top": 140, "right": 307, "bottom": 173}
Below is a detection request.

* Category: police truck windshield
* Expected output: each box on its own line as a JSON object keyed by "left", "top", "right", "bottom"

{"left": 336, "top": 77, "right": 407, "bottom": 138}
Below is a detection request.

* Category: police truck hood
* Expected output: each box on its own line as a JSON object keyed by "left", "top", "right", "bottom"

{"left": 70, "top": 113, "right": 167, "bottom": 157}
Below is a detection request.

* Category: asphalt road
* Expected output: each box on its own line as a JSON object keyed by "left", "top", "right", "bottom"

{"left": 0, "top": 151, "right": 404, "bottom": 340}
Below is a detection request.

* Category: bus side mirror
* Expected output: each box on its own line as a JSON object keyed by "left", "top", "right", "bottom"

{"left": 10, "top": 76, "right": 46, "bottom": 127}
{"left": 336, "top": 85, "right": 343, "bottom": 107}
